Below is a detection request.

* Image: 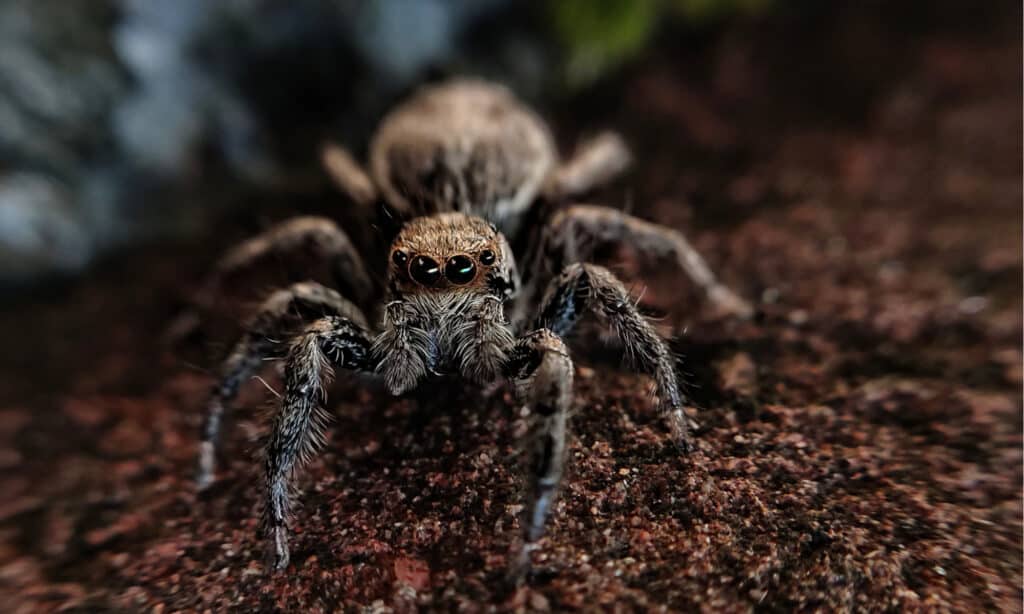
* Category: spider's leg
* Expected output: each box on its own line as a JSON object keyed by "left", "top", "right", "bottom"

{"left": 535, "top": 263, "right": 692, "bottom": 451}
{"left": 263, "top": 316, "right": 374, "bottom": 571}
{"left": 505, "top": 329, "right": 573, "bottom": 575}
{"left": 544, "top": 131, "right": 632, "bottom": 202}
{"left": 168, "top": 216, "right": 374, "bottom": 342}
{"left": 197, "top": 281, "right": 369, "bottom": 490}
{"left": 321, "top": 141, "right": 378, "bottom": 210}
{"left": 527, "top": 204, "right": 753, "bottom": 319}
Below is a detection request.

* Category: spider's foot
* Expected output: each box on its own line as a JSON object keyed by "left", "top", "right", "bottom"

{"left": 674, "top": 434, "right": 694, "bottom": 455}
{"left": 196, "top": 442, "right": 216, "bottom": 491}
{"left": 505, "top": 540, "right": 536, "bottom": 589}
{"left": 668, "top": 408, "right": 694, "bottom": 454}
{"left": 163, "top": 310, "right": 202, "bottom": 346}
{"left": 265, "top": 526, "right": 291, "bottom": 572}
{"left": 708, "top": 285, "right": 755, "bottom": 320}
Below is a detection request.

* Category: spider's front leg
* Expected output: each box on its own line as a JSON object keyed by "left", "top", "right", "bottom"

{"left": 168, "top": 216, "right": 374, "bottom": 342}
{"left": 527, "top": 204, "right": 753, "bottom": 320}
{"left": 505, "top": 330, "right": 574, "bottom": 558}
{"left": 263, "top": 316, "right": 374, "bottom": 571}
{"left": 536, "top": 263, "right": 692, "bottom": 451}
{"left": 197, "top": 281, "right": 368, "bottom": 489}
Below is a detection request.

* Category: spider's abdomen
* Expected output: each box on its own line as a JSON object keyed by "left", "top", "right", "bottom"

{"left": 369, "top": 80, "right": 557, "bottom": 236}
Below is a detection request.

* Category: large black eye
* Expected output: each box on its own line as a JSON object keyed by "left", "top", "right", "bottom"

{"left": 445, "top": 255, "right": 476, "bottom": 285}
{"left": 479, "top": 249, "right": 496, "bottom": 265}
{"left": 409, "top": 255, "right": 441, "bottom": 286}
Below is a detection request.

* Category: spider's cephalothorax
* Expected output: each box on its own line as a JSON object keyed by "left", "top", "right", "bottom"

{"left": 187, "top": 78, "right": 752, "bottom": 574}
{"left": 374, "top": 213, "right": 518, "bottom": 395}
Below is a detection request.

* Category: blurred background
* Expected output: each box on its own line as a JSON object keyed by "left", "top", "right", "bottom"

{"left": 1, "top": 0, "right": 1016, "bottom": 284}
{"left": 1, "top": 1, "right": 1020, "bottom": 611}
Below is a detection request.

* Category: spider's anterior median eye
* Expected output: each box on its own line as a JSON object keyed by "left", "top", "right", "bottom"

{"left": 479, "top": 249, "right": 496, "bottom": 266}
{"left": 409, "top": 255, "right": 441, "bottom": 286}
{"left": 445, "top": 255, "right": 476, "bottom": 284}
{"left": 392, "top": 250, "right": 408, "bottom": 267}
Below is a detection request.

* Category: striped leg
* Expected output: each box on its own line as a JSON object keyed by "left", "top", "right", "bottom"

{"left": 262, "top": 316, "right": 374, "bottom": 571}
{"left": 535, "top": 263, "right": 691, "bottom": 451}
{"left": 197, "top": 281, "right": 368, "bottom": 489}
{"left": 526, "top": 204, "right": 752, "bottom": 320}
{"left": 505, "top": 329, "right": 574, "bottom": 577}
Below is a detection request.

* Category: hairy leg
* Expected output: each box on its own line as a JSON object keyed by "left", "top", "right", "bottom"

{"left": 169, "top": 216, "right": 374, "bottom": 342}
{"left": 263, "top": 316, "right": 374, "bottom": 570}
{"left": 544, "top": 132, "right": 632, "bottom": 201}
{"left": 505, "top": 330, "right": 574, "bottom": 562}
{"left": 527, "top": 204, "right": 753, "bottom": 319}
{"left": 197, "top": 282, "right": 369, "bottom": 489}
{"left": 535, "top": 263, "right": 692, "bottom": 451}
{"left": 321, "top": 142, "right": 378, "bottom": 209}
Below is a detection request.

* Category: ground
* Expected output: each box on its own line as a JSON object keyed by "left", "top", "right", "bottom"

{"left": 1, "top": 8, "right": 1021, "bottom": 613}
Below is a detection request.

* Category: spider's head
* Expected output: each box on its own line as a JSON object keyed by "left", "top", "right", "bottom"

{"left": 388, "top": 213, "right": 517, "bottom": 298}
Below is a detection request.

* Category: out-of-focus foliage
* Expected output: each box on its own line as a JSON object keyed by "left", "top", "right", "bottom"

{"left": 0, "top": 0, "right": 778, "bottom": 282}
{"left": 548, "top": 0, "right": 772, "bottom": 88}
{"left": 0, "top": 0, "right": 507, "bottom": 282}
{"left": 672, "top": 0, "right": 772, "bottom": 23}
{"left": 549, "top": 0, "right": 658, "bottom": 88}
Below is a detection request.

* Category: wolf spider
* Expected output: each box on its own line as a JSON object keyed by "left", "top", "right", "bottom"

{"left": 189, "top": 79, "right": 751, "bottom": 572}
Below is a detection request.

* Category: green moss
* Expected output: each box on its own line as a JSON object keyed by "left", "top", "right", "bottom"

{"left": 547, "top": 0, "right": 773, "bottom": 89}
{"left": 548, "top": 0, "right": 658, "bottom": 88}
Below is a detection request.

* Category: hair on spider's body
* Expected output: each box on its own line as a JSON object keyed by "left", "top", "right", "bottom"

{"left": 184, "top": 78, "right": 753, "bottom": 578}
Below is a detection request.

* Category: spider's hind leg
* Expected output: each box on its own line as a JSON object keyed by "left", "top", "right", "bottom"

{"left": 534, "top": 263, "right": 692, "bottom": 451}
{"left": 321, "top": 141, "right": 378, "bottom": 210}
{"left": 526, "top": 204, "right": 753, "bottom": 320}
{"left": 197, "top": 281, "right": 369, "bottom": 490}
{"left": 544, "top": 132, "right": 632, "bottom": 202}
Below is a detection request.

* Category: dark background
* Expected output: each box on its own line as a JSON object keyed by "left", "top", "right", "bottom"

{"left": 1, "top": 1, "right": 1021, "bottom": 610}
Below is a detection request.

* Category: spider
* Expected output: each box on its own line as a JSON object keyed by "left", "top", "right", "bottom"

{"left": 189, "top": 79, "right": 752, "bottom": 572}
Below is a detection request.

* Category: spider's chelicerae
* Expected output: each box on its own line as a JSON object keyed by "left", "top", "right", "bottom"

{"left": 191, "top": 79, "right": 752, "bottom": 572}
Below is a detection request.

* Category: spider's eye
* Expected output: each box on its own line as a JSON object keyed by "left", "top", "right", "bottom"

{"left": 445, "top": 255, "right": 476, "bottom": 285}
{"left": 392, "top": 250, "right": 408, "bottom": 267}
{"left": 479, "top": 249, "right": 496, "bottom": 266}
{"left": 409, "top": 255, "right": 441, "bottom": 286}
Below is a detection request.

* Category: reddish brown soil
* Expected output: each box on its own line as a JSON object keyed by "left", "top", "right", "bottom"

{"left": 2, "top": 10, "right": 1021, "bottom": 613}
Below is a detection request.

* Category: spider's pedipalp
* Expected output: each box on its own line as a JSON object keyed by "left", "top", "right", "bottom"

{"left": 262, "top": 316, "right": 374, "bottom": 571}
{"left": 371, "top": 298, "right": 431, "bottom": 395}
{"left": 197, "top": 281, "right": 368, "bottom": 489}
{"left": 526, "top": 204, "right": 753, "bottom": 320}
{"left": 453, "top": 295, "right": 515, "bottom": 384}
{"left": 534, "top": 263, "right": 691, "bottom": 451}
